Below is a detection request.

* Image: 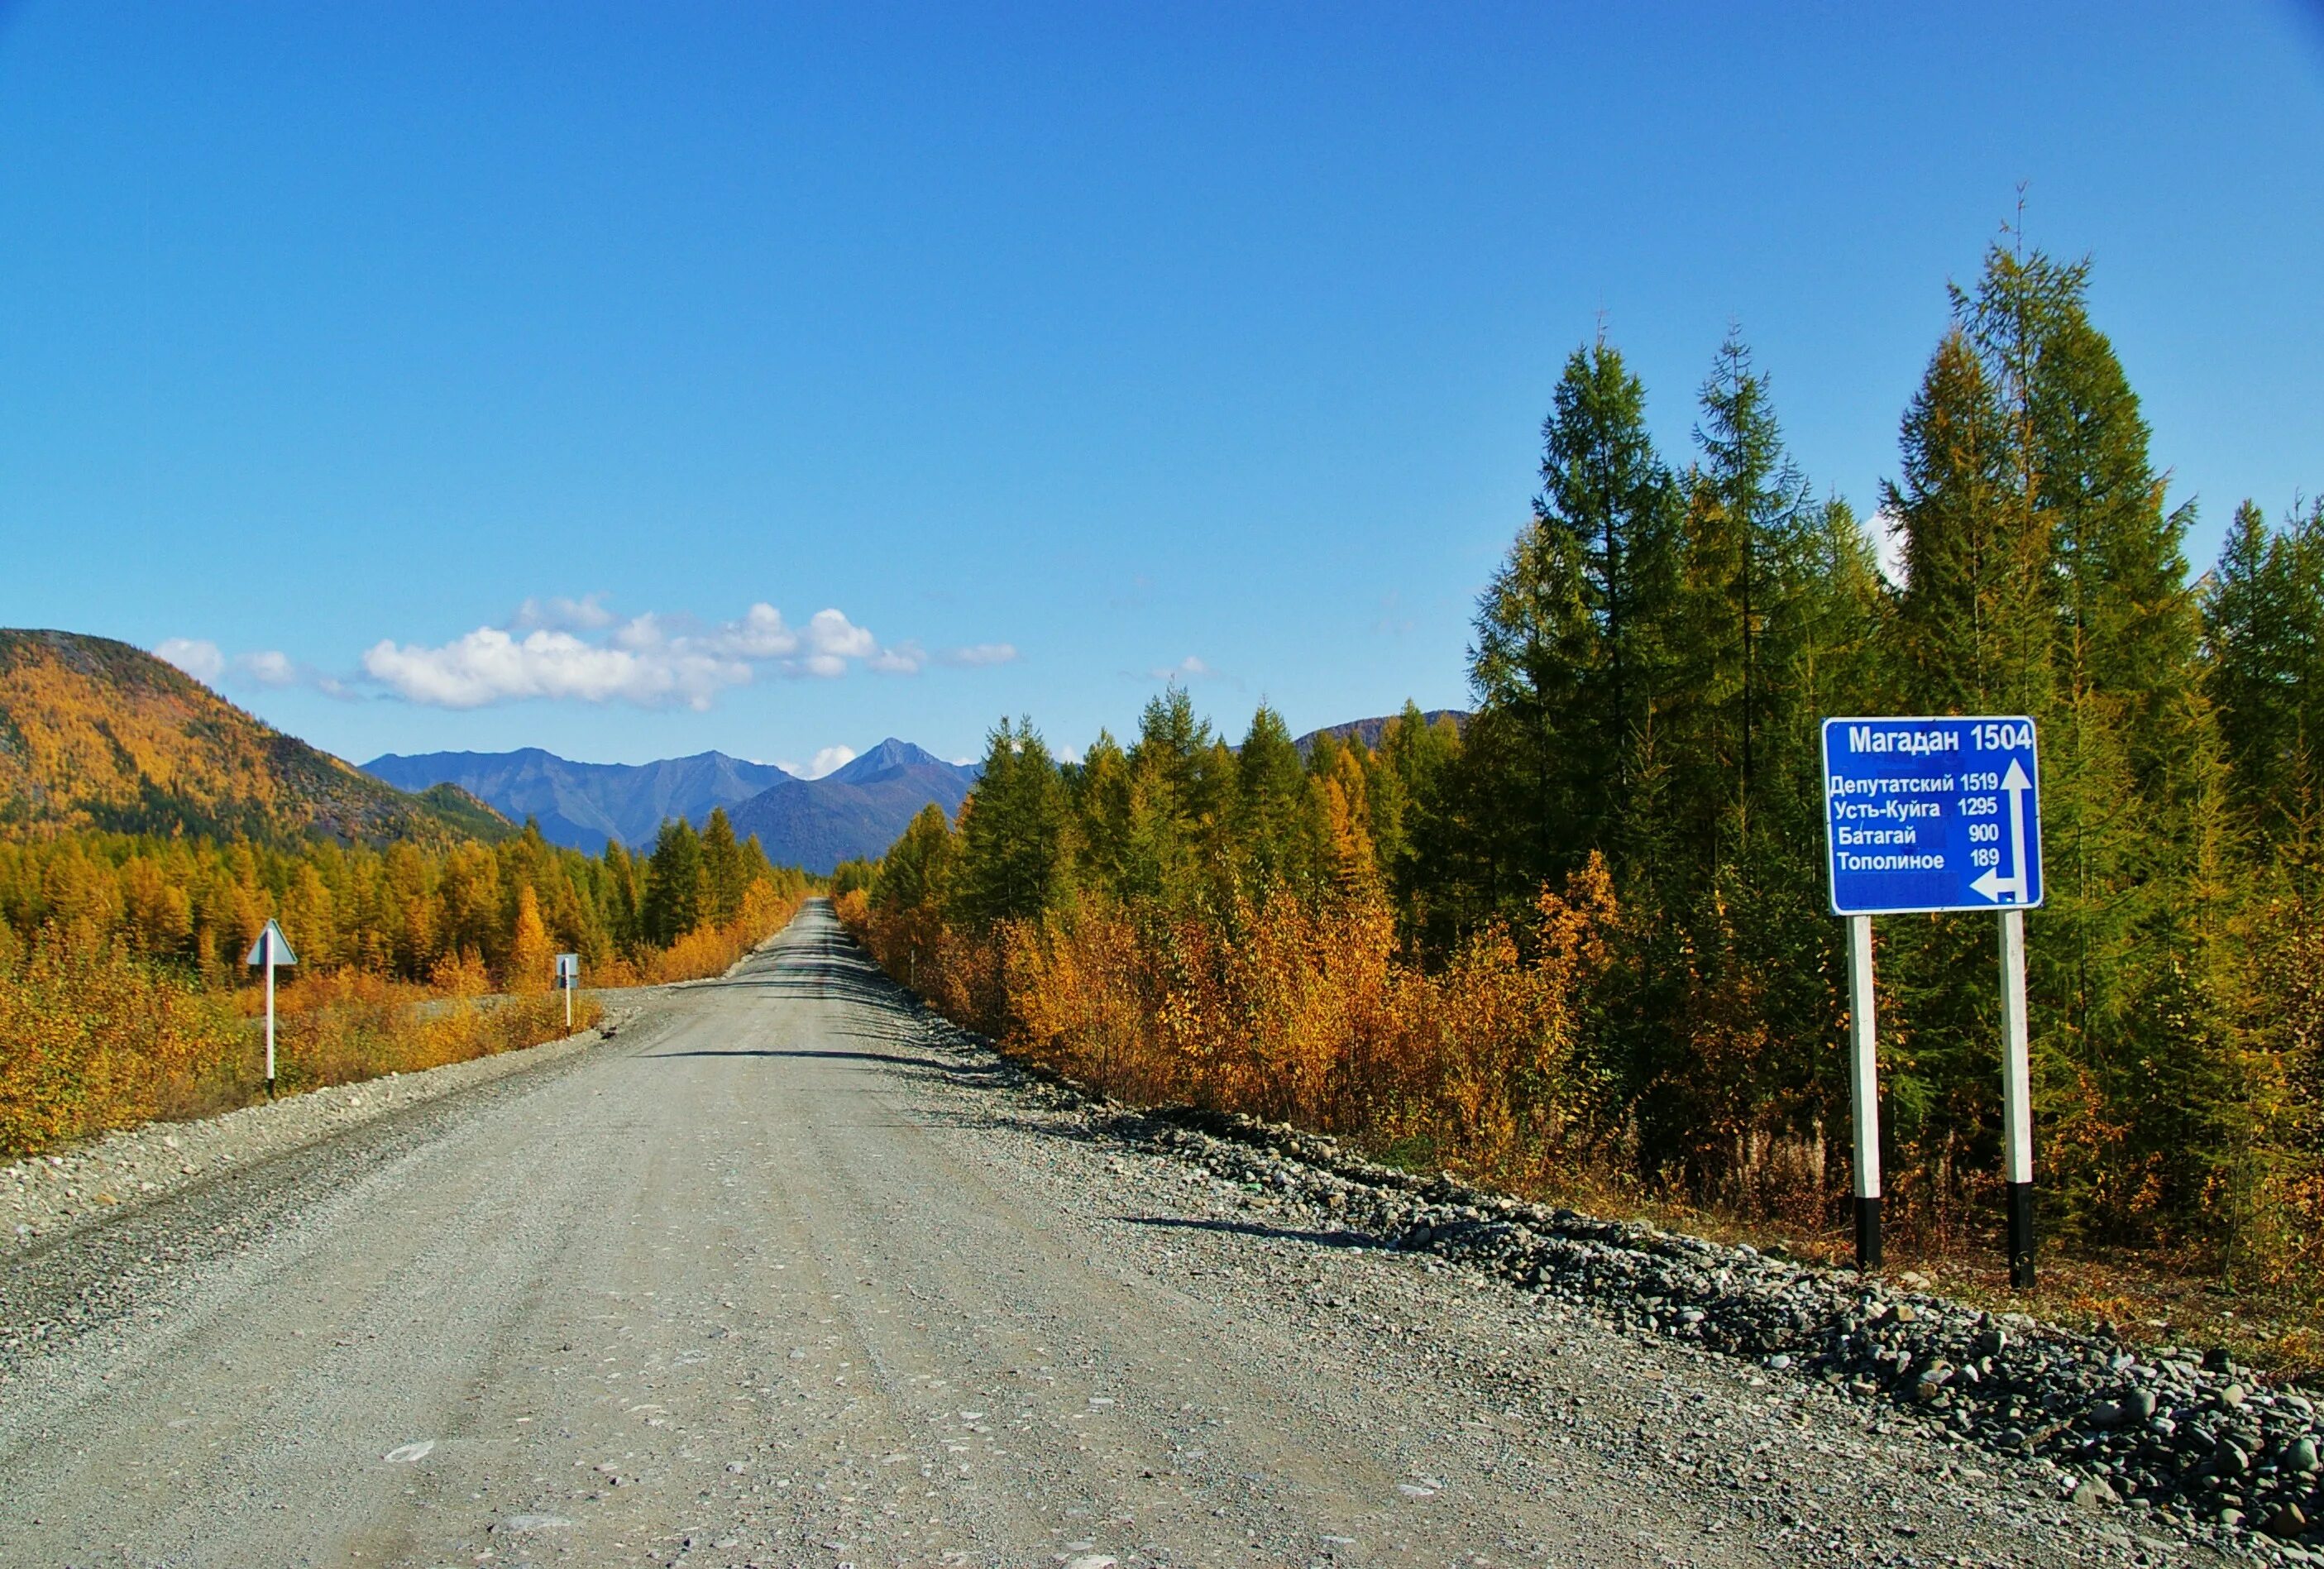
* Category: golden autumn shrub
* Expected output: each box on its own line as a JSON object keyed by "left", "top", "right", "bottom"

{"left": 0, "top": 812, "right": 807, "bottom": 1156}
{"left": 848, "top": 856, "right": 1622, "bottom": 1195}
{"left": 0, "top": 926, "right": 606, "bottom": 1157}
{"left": 0, "top": 927, "right": 243, "bottom": 1152}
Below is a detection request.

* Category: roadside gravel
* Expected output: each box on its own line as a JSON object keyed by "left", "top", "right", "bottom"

{"left": 0, "top": 976, "right": 763, "bottom": 1251}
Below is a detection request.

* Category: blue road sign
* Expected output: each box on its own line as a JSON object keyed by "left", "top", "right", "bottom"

{"left": 1821, "top": 716, "right": 2043, "bottom": 916}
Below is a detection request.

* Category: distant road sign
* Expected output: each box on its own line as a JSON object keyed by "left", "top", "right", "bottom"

{"left": 1821, "top": 716, "right": 2043, "bottom": 916}
{"left": 555, "top": 953, "right": 580, "bottom": 988}
{"left": 244, "top": 919, "right": 297, "bottom": 969}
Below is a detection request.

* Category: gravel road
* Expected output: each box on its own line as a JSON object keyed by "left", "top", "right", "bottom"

{"left": 0, "top": 902, "right": 2223, "bottom": 1567}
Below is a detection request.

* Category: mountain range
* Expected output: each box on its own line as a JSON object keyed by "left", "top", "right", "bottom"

{"left": 0, "top": 630, "right": 508, "bottom": 844}
{"left": 0, "top": 625, "right": 1451, "bottom": 875}
{"left": 361, "top": 748, "right": 791, "bottom": 855}
{"left": 364, "top": 737, "right": 979, "bottom": 873}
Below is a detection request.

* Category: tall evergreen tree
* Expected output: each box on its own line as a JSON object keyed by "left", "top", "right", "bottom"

{"left": 875, "top": 803, "right": 959, "bottom": 915}
{"left": 951, "top": 719, "right": 1071, "bottom": 927}
{"left": 1231, "top": 705, "right": 1316, "bottom": 898}
{"left": 1468, "top": 337, "right": 1677, "bottom": 904}
{"left": 1671, "top": 331, "right": 1817, "bottom": 871}
{"left": 1886, "top": 328, "right": 2050, "bottom": 715}
{"left": 1068, "top": 729, "right": 1136, "bottom": 900}
{"left": 2207, "top": 499, "right": 2324, "bottom": 844}
{"left": 700, "top": 807, "right": 746, "bottom": 928}
{"left": 641, "top": 818, "right": 703, "bottom": 947}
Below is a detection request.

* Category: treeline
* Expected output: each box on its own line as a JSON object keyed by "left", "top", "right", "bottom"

{"left": 0, "top": 807, "right": 809, "bottom": 991}
{"left": 0, "top": 809, "right": 810, "bottom": 1155}
{"left": 844, "top": 238, "right": 2324, "bottom": 1288}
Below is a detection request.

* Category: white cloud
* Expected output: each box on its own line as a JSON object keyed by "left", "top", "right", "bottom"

{"left": 1868, "top": 505, "right": 1908, "bottom": 588}
{"left": 155, "top": 638, "right": 225, "bottom": 684}
{"left": 801, "top": 745, "right": 857, "bottom": 780}
{"left": 356, "top": 600, "right": 971, "bottom": 708}
{"left": 171, "top": 598, "right": 1003, "bottom": 712}
{"left": 940, "top": 642, "right": 1019, "bottom": 667}
{"left": 237, "top": 649, "right": 300, "bottom": 687}
{"left": 1147, "top": 655, "right": 1216, "bottom": 682}
{"left": 700, "top": 603, "right": 801, "bottom": 659}
{"left": 159, "top": 638, "right": 350, "bottom": 697}
{"left": 803, "top": 608, "right": 875, "bottom": 660}
{"left": 868, "top": 640, "right": 925, "bottom": 676}
{"left": 511, "top": 594, "right": 617, "bottom": 633}
{"left": 361, "top": 626, "right": 752, "bottom": 711}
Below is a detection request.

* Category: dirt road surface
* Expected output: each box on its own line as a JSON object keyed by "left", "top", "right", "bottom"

{"left": 0, "top": 903, "right": 2194, "bottom": 1567}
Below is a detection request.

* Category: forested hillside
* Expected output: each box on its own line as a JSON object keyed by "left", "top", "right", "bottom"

{"left": 0, "top": 631, "right": 507, "bottom": 844}
{"left": 843, "top": 240, "right": 2324, "bottom": 1299}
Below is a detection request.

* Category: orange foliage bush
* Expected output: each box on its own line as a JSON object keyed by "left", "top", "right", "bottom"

{"left": 843, "top": 858, "right": 1622, "bottom": 1190}
{"left": 0, "top": 820, "right": 806, "bottom": 1158}
{"left": 0, "top": 925, "right": 242, "bottom": 1154}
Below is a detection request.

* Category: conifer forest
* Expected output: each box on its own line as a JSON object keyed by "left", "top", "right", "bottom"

{"left": 0, "top": 811, "right": 809, "bottom": 1152}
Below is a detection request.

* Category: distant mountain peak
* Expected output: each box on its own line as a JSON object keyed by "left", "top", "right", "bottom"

{"left": 1292, "top": 709, "right": 1469, "bottom": 758}
{"left": 828, "top": 737, "right": 951, "bottom": 783}
{"left": 728, "top": 742, "right": 975, "bottom": 873}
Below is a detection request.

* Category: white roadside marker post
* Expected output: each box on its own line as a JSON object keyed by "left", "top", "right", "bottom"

{"left": 555, "top": 952, "right": 580, "bottom": 1029}
{"left": 244, "top": 919, "right": 298, "bottom": 1098}
{"left": 1845, "top": 912, "right": 1882, "bottom": 1271}
{"left": 1999, "top": 907, "right": 2035, "bottom": 1287}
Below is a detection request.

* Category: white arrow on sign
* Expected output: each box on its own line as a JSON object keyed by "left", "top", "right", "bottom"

{"left": 1970, "top": 759, "right": 2034, "bottom": 904}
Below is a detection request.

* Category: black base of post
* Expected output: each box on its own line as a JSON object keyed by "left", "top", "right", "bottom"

{"left": 1854, "top": 1195, "right": 1882, "bottom": 1272}
{"left": 265, "top": 1076, "right": 276, "bottom": 1099}
{"left": 2006, "top": 1180, "right": 2035, "bottom": 1289}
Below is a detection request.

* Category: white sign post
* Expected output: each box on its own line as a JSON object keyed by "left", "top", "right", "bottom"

{"left": 1999, "top": 908, "right": 2035, "bottom": 1286}
{"left": 1844, "top": 913, "right": 1882, "bottom": 1270}
{"left": 244, "top": 920, "right": 298, "bottom": 1097}
{"left": 555, "top": 952, "right": 580, "bottom": 1029}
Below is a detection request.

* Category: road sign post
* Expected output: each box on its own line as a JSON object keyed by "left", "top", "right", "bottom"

{"left": 1823, "top": 716, "right": 2043, "bottom": 1284}
{"left": 244, "top": 920, "right": 298, "bottom": 1097}
{"left": 555, "top": 952, "right": 580, "bottom": 1029}
{"left": 1845, "top": 913, "right": 1882, "bottom": 1270}
{"left": 1999, "top": 908, "right": 2035, "bottom": 1287}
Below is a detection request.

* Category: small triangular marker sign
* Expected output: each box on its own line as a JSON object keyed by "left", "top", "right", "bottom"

{"left": 245, "top": 919, "right": 297, "bottom": 968}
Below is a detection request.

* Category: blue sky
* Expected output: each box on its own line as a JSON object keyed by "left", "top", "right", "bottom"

{"left": 2, "top": 3, "right": 2319, "bottom": 774}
